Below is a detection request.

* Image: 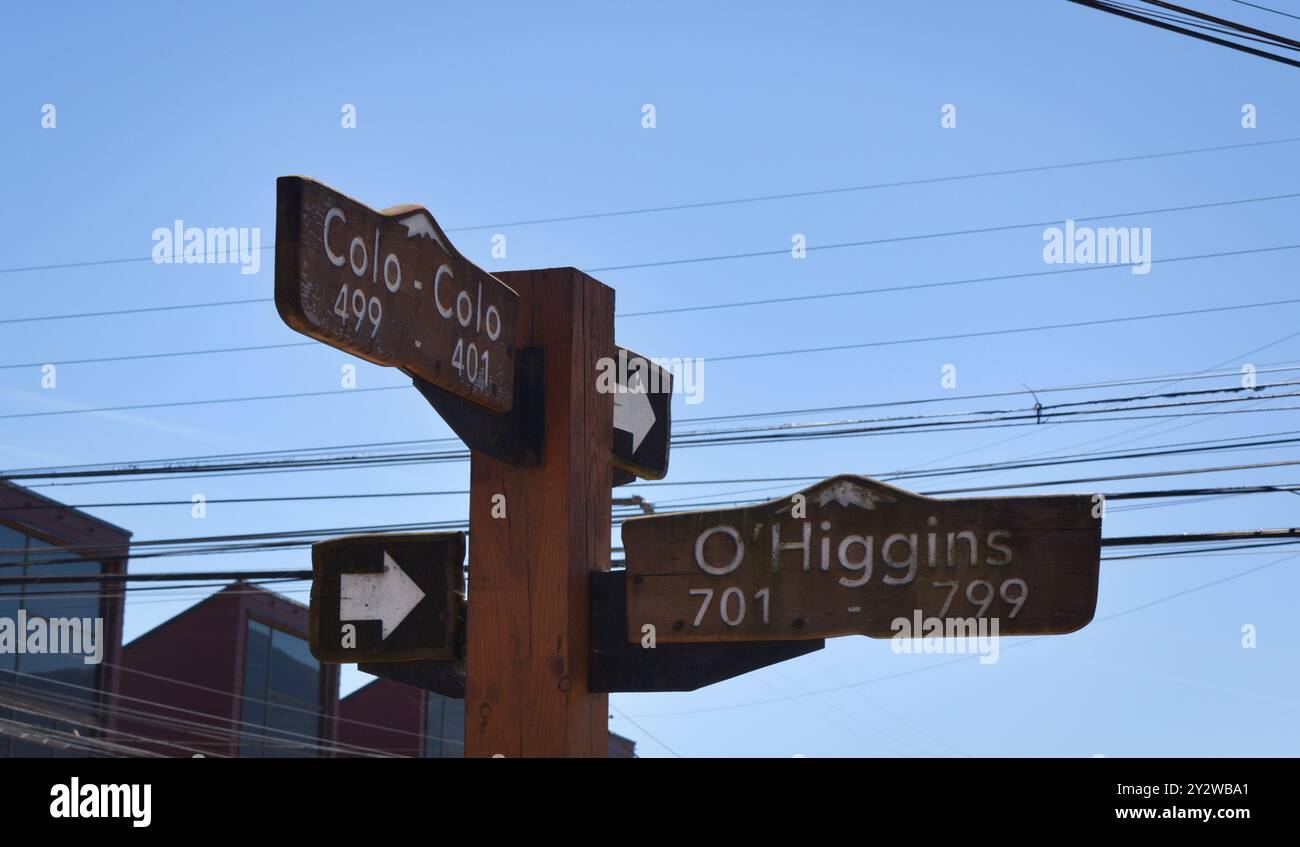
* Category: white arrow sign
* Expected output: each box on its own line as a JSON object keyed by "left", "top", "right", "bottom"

{"left": 339, "top": 552, "right": 425, "bottom": 639}
{"left": 614, "top": 388, "right": 655, "bottom": 453}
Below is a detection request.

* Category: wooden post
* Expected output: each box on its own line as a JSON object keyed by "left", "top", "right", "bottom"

{"left": 465, "top": 267, "right": 613, "bottom": 757}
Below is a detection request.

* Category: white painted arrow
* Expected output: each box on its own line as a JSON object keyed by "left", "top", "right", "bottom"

{"left": 614, "top": 387, "right": 655, "bottom": 453}
{"left": 340, "top": 552, "right": 425, "bottom": 639}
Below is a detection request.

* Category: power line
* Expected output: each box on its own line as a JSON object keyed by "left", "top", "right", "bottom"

{"left": 7, "top": 523, "right": 1298, "bottom": 577}
{"left": 0, "top": 666, "right": 403, "bottom": 758}
{"left": 0, "top": 570, "right": 310, "bottom": 588}
{"left": 0, "top": 341, "right": 313, "bottom": 372}
{"left": 21, "top": 401, "right": 1300, "bottom": 494}
{"left": 678, "top": 362, "right": 1300, "bottom": 425}
{"left": 622, "top": 551, "right": 1300, "bottom": 719}
{"left": 0, "top": 385, "right": 413, "bottom": 422}
{"left": 1067, "top": 0, "right": 1300, "bottom": 67}
{"left": 9, "top": 400, "right": 1300, "bottom": 493}
{"left": 586, "top": 191, "right": 1300, "bottom": 274}
{"left": 1, "top": 489, "right": 472, "bottom": 510}
{"left": 12, "top": 459, "right": 1300, "bottom": 566}
{"left": 5, "top": 242, "right": 1295, "bottom": 385}
{"left": 14, "top": 475, "right": 1300, "bottom": 516}
{"left": 5, "top": 360, "right": 1291, "bottom": 479}
{"left": 922, "top": 457, "right": 1300, "bottom": 495}
{"left": 1140, "top": 0, "right": 1300, "bottom": 47}
{"left": 707, "top": 296, "right": 1300, "bottom": 363}
{"left": 5, "top": 391, "right": 1297, "bottom": 493}
{"left": 912, "top": 322, "right": 1300, "bottom": 488}
{"left": 102, "top": 661, "right": 436, "bottom": 746}
{"left": 10, "top": 237, "right": 1296, "bottom": 331}
{"left": 3, "top": 578, "right": 306, "bottom": 599}
{"left": 449, "top": 137, "right": 1300, "bottom": 231}
{"left": 6, "top": 136, "right": 1300, "bottom": 280}
{"left": 618, "top": 242, "right": 1300, "bottom": 320}
{"left": 673, "top": 380, "right": 1300, "bottom": 439}
{"left": 0, "top": 297, "right": 272, "bottom": 327}
{"left": 609, "top": 704, "right": 681, "bottom": 758}
{"left": 4, "top": 296, "right": 1296, "bottom": 424}
{"left": 1230, "top": 1, "right": 1300, "bottom": 22}
{"left": 1104, "top": 0, "right": 1300, "bottom": 48}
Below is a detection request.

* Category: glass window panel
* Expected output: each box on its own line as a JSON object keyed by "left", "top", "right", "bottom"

{"left": 425, "top": 694, "right": 443, "bottom": 757}
{"left": 16, "top": 546, "right": 102, "bottom": 711}
{"left": 423, "top": 693, "right": 464, "bottom": 759}
{"left": 239, "top": 620, "right": 271, "bottom": 757}
{"left": 0, "top": 524, "right": 22, "bottom": 755}
{"left": 4, "top": 534, "right": 103, "bottom": 758}
{"left": 238, "top": 621, "right": 319, "bottom": 757}
{"left": 0, "top": 524, "right": 25, "bottom": 681}
{"left": 262, "top": 628, "right": 320, "bottom": 758}
{"left": 441, "top": 696, "right": 464, "bottom": 759}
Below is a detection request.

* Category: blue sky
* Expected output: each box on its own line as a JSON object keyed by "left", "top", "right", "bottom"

{"left": 2, "top": 0, "right": 1299, "bottom": 756}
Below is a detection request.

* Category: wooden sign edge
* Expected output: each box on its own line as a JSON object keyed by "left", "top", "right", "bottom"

{"left": 589, "top": 571, "right": 825, "bottom": 692}
{"left": 307, "top": 530, "right": 467, "bottom": 664}
{"left": 610, "top": 345, "right": 671, "bottom": 481}
{"left": 272, "top": 174, "right": 520, "bottom": 413}
{"left": 620, "top": 473, "right": 1102, "bottom": 538}
{"left": 358, "top": 659, "right": 466, "bottom": 700}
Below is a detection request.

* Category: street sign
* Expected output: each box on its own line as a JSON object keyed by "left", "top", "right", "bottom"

{"left": 610, "top": 347, "right": 671, "bottom": 480}
{"left": 308, "top": 532, "right": 465, "bottom": 663}
{"left": 623, "top": 474, "right": 1101, "bottom": 643}
{"left": 276, "top": 176, "right": 518, "bottom": 412}
{"left": 589, "top": 571, "right": 822, "bottom": 693}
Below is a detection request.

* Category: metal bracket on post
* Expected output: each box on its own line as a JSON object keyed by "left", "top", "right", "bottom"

{"left": 410, "top": 346, "right": 545, "bottom": 468}
{"left": 589, "top": 571, "right": 824, "bottom": 693}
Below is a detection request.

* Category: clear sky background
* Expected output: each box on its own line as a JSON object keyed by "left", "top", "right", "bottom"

{"left": 2, "top": 0, "right": 1299, "bottom": 756}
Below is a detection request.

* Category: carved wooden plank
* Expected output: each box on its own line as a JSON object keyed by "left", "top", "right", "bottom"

{"left": 623, "top": 475, "right": 1102, "bottom": 642}
{"left": 275, "top": 175, "right": 518, "bottom": 411}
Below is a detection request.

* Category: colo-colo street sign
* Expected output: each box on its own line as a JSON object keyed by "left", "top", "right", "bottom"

{"left": 623, "top": 475, "right": 1101, "bottom": 643}
{"left": 276, "top": 176, "right": 518, "bottom": 412}
{"left": 608, "top": 347, "right": 671, "bottom": 480}
{"left": 308, "top": 532, "right": 465, "bottom": 663}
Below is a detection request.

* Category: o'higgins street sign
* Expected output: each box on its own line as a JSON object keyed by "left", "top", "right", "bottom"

{"left": 623, "top": 475, "right": 1102, "bottom": 643}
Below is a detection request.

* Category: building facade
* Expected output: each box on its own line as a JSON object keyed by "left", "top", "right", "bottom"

{"left": 0, "top": 477, "right": 636, "bottom": 759}
{"left": 115, "top": 582, "right": 341, "bottom": 757}
{"left": 338, "top": 677, "right": 637, "bottom": 758}
{"left": 0, "top": 480, "right": 130, "bottom": 757}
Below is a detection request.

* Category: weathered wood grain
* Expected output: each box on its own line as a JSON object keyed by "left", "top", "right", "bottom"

{"left": 624, "top": 475, "right": 1102, "bottom": 642}
{"left": 465, "top": 268, "right": 613, "bottom": 757}
{"left": 275, "top": 176, "right": 517, "bottom": 411}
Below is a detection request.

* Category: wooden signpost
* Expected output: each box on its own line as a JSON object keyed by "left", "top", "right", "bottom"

{"left": 308, "top": 532, "right": 465, "bottom": 663}
{"left": 623, "top": 475, "right": 1102, "bottom": 643}
{"left": 277, "top": 177, "right": 1108, "bottom": 758}
{"left": 276, "top": 176, "right": 518, "bottom": 411}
